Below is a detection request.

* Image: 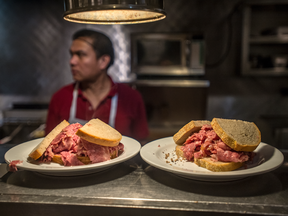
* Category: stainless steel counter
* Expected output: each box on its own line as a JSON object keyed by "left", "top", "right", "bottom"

{"left": 0, "top": 153, "right": 288, "bottom": 216}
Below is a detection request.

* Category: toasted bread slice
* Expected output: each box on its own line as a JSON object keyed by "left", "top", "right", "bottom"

{"left": 52, "top": 149, "right": 119, "bottom": 165}
{"left": 29, "top": 120, "right": 70, "bottom": 160}
{"left": 175, "top": 145, "right": 185, "bottom": 159}
{"left": 173, "top": 120, "right": 211, "bottom": 145}
{"left": 211, "top": 118, "right": 261, "bottom": 152}
{"left": 76, "top": 119, "right": 122, "bottom": 147}
{"left": 194, "top": 157, "right": 243, "bottom": 172}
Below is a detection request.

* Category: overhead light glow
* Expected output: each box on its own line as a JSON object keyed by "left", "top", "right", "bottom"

{"left": 63, "top": 0, "right": 166, "bottom": 25}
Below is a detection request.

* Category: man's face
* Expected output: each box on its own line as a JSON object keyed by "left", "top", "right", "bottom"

{"left": 69, "top": 37, "right": 102, "bottom": 82}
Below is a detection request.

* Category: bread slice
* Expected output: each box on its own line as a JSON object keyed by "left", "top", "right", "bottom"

{"left": 76, "top": 118, "right": 122, "bottom": 147}
{"left": 176, "top": 146, "right": 242, "bottom": 172}
{"left": 194, "top": 157, "right": 243, "bottom": 172}
{"left": 211, "top": 118, "right": 261, "bottom": 152}
{"left": 173, "top": 120, "right": 211, "bottom": 145}
{"left": 29, "top": 120, "right": 70, "bottom": 160}
{"left": 51, "top": 150, "right": 119, "bottom": 165}
{"left": 175, "top": 145, "right": 185, "bottom": 159}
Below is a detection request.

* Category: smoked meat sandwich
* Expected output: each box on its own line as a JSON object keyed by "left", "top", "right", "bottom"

{"left": 173, "top": 118, "right": 261, "bottom": 172}
{"left": 29, "top": 119, "right": 124, "bottom": 166}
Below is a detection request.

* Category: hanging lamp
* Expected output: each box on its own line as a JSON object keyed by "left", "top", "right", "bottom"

{"left": 63, "top": 0, "right": 166, "bottom": 25}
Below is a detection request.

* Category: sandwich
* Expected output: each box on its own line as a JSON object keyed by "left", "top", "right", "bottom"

{"left": 173, "top": 118, "right": 261, "bottom": 172}
{"left": 29, "top": 118, "right": 124, "bottom": 166}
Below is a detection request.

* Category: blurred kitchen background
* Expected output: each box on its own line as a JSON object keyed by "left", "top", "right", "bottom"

{"left": 1, "top": 0, "right": 288, "bottom": 153}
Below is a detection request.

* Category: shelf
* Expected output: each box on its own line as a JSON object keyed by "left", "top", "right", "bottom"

{"left": 250, "top": 36, "right": 288, "bottom": 44}
{"left": 241, "top": 2, "right": 288, "bottom": 76}
{"left": 243, "top": 68, "right": 288, "bottom": 76}
{"left": 246, "top": 0, "right": 288, "bottom": 5}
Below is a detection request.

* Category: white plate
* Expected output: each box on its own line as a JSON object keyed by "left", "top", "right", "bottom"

{"left": 140, "top": 137, "right": 284, "bottom": 182}
{"left": 5, "top": 136, "right": 141, "bottom": 176}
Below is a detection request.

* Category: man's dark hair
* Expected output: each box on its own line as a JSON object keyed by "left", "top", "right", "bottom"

{"left": 72, "top": 29, "right": 114, "bottom": 69}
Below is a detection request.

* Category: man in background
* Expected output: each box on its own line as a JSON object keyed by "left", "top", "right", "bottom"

{"left": 45, "top": 29, "right": 149, "bottom": 144}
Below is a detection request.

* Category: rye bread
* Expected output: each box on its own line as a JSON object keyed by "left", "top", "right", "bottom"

{"left": 173, "top": 120, "right": 211, "bottom": 145}
{"left": 76, "top": 118, "right": 122, "bottom": 147}
{"left": 211, "top": 118, "right": 261, "bottom": 152}
{"left": 194, "top": 157, "right": 243, "bottom": 172}
{"left": 29, "top": 120, "right": 70, "bottom": 160}
{"left": 175, "top": 145, "right": 185, "bottom": 159}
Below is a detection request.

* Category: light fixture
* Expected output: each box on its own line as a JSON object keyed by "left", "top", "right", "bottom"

{"left": 63, "top": 0, "right": 166, "bottom": 25}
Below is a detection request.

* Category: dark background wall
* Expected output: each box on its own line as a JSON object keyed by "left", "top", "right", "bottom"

{"left": 1, "top": 0, "right": 288, "bottom": 146}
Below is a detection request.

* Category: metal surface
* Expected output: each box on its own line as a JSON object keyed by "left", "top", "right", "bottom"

{"left": 131, "top": 33, "right": 205, "bottom": 76}
{"left": 63, "top": 0, "right": 166, "bottom": 24}
{"left": 0, "top": 153, "right": 287, "bottom": 216}
{"left": 135, "top": 79, "right": 210, "bottom": 87}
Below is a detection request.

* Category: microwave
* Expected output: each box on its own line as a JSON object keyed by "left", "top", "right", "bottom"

{"left": 131, "top": 33, "right": 205, "bottom": 77}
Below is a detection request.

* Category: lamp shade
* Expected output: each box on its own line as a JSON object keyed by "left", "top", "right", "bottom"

{"left": 63, "top": 0, "right": 166, "bottom": 24}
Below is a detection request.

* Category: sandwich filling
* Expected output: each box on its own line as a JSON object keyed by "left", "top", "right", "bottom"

{"left": 181, "top": 124, "right": 254, "bottom": 163}
{"left": 41, "top": 123, "right": 124, "bottom": 166}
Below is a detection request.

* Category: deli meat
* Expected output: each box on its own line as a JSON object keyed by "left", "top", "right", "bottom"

{"left": 42, "top": 123, "right": 82, "bottom": 165}
{"left": 78, "top": 139, "right": 111, "bottom": 163}
{"left": 181, "top": 125, "right": 253, "bottom": 163}
{"left": 41, "top": 123, "right": 124, "bottom": 166}
{"left": 8, "top": 160, "right": 23, "bottom": 172}
{"left": 60, "top": 151, "right": 84, "bottom": 166}
{"left": 77, "top": 140, "right": 124, "bottom": 163}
